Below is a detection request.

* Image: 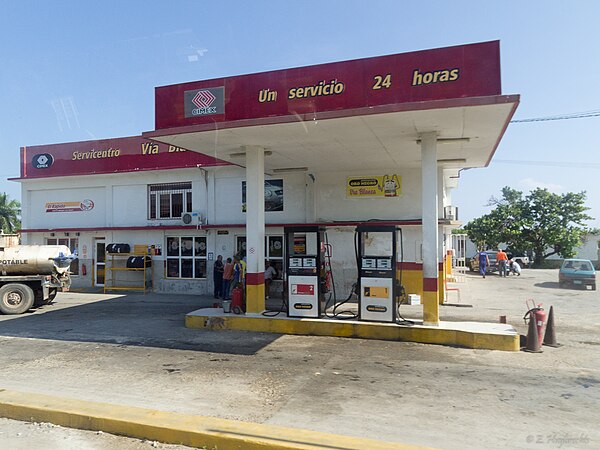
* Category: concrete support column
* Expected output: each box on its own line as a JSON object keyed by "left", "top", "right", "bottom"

{"left": 245, "top": 146, "right": 266, "bottom": 313}
{"left": 420, "top": 132, "right": 439, "bottom": 325}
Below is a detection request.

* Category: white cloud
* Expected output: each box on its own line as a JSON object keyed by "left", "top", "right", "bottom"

{"left": 518, "top": 178, "right": 565, "bottom": 193}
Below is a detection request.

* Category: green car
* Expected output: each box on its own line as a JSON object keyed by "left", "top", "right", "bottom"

{"left": 559, "top": 259, "right": 596, "bottom": 290}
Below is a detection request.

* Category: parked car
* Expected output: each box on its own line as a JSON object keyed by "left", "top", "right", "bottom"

{"left": 469, "top": 251, "right": 498, "bottom": 273}
{"left": 506, "top": 253, "right": 530, "bottom": 268}
{"left": 559, "top": 259, "right": 596, "bottom": 290}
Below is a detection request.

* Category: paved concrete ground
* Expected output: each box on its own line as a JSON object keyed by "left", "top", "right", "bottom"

{"left": 0, "top": 269, "right": 598, "bottom": 449}
{"left": 0, "top": 418, "right": 189, "bottom": 450}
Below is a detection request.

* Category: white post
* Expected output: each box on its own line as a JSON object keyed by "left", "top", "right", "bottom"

{"left": 421, "top": 132, "right": 439, "bottom": 325}
{"left": 245, "top": 146, "right": 266, "bottom": 313}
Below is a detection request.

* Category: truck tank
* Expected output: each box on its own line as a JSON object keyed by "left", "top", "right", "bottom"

{"left": 0, "top": 245, "right": 75, "bottom": 276}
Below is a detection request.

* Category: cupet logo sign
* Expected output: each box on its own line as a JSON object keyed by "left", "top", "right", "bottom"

{"left": 192, "top": 90, "right": 216, "bottom": 109}
{"left": 32, "top": 153, "right": 54, "bottom": 169}
{"left": 184, "top": 86, "right": 225, "bottom": 117}
{"left": 45, "top": 199, "right": 94, "bottom": 213}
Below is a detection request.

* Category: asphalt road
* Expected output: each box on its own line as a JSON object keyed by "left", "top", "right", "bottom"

{"left": 0, "top": 269, "right": 598, "bottom": 449}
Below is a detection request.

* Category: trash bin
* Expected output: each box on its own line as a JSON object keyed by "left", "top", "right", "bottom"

{"left": 222, "top": 300, "right": 232, "bottom": 313}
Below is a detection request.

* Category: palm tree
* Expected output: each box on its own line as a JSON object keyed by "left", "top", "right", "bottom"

{"left": 0, "top": 193, "right": 21, "bottom": 233}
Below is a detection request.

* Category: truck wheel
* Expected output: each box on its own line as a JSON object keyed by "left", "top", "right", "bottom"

{"left": 34, "top": 289, "right": 44, "bottom": 306}
{"left": 593, "top": 283, "right": 597, "bottom": 291}
{"left": 0, "top": 284, "right": 35, "bottom": 315}
{"left": 34, "top": 288, "right": 57, "bottom": 306}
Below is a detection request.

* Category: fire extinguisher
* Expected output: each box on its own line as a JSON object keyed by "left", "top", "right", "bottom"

{"left": 82, "top": 264, "right": 87, "bottom": 276}
{"left": 231, "top": 284, "right": 245, "bottom": 314}
{"left": 524, "top": 300, "right": 546, "bottom": 347}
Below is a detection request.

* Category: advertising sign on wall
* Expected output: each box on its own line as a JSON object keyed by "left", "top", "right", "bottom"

{"left": 45, "top": 199, "right": 95, "bottom": 213}
{"left": 346, "top": 175, "right": 401, "bottom": 198}
{"left": 242, "top": 179, "right": 284, "bottom": 212}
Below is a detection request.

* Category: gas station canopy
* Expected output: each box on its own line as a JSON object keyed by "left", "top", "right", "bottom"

{"left": 144, "top": 40, "right": 518, "bottom": 173}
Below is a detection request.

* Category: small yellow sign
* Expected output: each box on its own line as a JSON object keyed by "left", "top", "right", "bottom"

{"left": 364, "top": 286, "right": 389, "bottom": 298}
{"left": 347, "top": 175, "right": 401, "bottom": 198}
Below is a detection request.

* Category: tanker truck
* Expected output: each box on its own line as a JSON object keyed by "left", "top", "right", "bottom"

{"left": 0, "top": 245, "right": 75, "bottom": 315}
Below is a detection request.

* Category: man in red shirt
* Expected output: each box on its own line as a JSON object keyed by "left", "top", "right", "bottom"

{"left": 496, "top": 248, "right": 509, "bottom": 277}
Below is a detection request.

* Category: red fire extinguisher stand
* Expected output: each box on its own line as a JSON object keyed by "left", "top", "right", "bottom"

{"left": 524, "top": 300, "right": 547, "bottom": 347}
{"left": 231, "top": 284, "right": 245, "bottom": 314}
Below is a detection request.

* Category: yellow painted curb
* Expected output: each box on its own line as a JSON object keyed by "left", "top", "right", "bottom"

{"left": 187, "top": 313, "right": 520, "bottom": 352}
{"left": 0, "top": 389, "right": 432, "bottom": 450}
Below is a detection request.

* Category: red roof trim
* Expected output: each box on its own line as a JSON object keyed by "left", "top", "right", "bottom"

{"left": 19, "top": 219, "right": 464, "bottom": 234}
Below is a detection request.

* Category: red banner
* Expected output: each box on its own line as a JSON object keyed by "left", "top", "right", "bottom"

{"left": 17, "top": 135, "right": 228, "bottom": 179}
{"left": 155, "top": 41, "right": 501, "bottom": 130}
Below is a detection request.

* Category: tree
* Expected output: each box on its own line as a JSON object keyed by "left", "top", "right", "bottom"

{"left": 0, "top": 193, "right": 21, "bottom": 233}
{"left": 463, "top": 187, "right": 595, "bottom": 266}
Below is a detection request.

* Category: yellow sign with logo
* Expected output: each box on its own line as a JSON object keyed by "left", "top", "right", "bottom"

{"left": 346, "top": 175, "right": 401, "bottom": 198}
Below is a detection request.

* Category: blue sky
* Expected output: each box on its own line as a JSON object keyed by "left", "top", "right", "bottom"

{"left": 1, "top": 1, "right": 598, "bottom": 226}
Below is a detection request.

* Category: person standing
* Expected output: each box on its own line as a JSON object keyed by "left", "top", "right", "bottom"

{"left": 497, "top": 248, "right": 508, "bottom": 277}
{"left": 213, "top": 255, "right": 224, "bottom": 298}
{"left": 240, "top": 255, "right": 247, "bottom": 290}
{"left": 478, "top": 249, "right": 490, "bottom": 278}
{"left": 222, "top": 257, "right": 234, "bottom": 299}
{"left": 233, "top": 255, "right": 242, "bottom": 288}
{"left": 264, "top": 260, "right": 277, "bottom": 299}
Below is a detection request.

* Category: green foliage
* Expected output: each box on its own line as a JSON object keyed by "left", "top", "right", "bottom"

{"left": 464, "top": 187, "right": 594, "bottom": 266}
{"left": 0, "top": 193, "right": 21, "bottom": 233}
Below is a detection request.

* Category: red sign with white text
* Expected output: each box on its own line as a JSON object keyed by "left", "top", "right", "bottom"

{"left": 154, "top": 41, "right": 501, "bottom": 130}
{"left": 17, "top": 135, "right": 228, "bottom": 179}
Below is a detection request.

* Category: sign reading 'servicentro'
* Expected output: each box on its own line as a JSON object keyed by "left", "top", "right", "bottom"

{"left": 17, "top": 136, "right": 228, "bottom": 179}
{"left": 154, "top": 41, "right": 501, "bottom": 130}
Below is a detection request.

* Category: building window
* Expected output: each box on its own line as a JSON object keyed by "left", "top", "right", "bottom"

{"left": 148, "top": 182, "right": 192, "bottom": 219}
{"left": 166, "top": 236, "right": 207, "bottom": 279}
{"left": 46, "top": 237, "right": 79, "bottom": 275}
{"left": 235, "top": 236, "right": 246, "bottom": 258}
{"left": 265, "top": 235, "right": 284, "bottom": 279}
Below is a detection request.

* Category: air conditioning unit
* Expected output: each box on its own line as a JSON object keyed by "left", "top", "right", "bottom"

{"left": 444, "top": 206, "right": 458, "bottom": 221}
{"left": 182, "top": 211, "right": 202, "bottom": 226}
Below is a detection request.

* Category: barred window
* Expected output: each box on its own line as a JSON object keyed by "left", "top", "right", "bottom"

{"left": 166, "top": 236, "right": 207, "bottom": 279}
{"left": 148, "top": 182, "right": 192, "bottom": 219}
{"left": 46, "top": 237, "right": 79, "bottom": 275}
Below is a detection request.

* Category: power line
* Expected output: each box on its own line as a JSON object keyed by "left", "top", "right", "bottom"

{"left": 494, "top": 159, "right": 600, "bottom": 169}
{"left": 511, "top": 109, "right": 600, "bottom": 123}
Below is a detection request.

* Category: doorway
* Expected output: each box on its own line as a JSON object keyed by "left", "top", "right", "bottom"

{"left": 95, "top": 239, "right": 106, "bottom": 287}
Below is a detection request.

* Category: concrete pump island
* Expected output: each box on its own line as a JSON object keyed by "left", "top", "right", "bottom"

{"left": 15, "top": 40, "right": 519, "bottom": 351}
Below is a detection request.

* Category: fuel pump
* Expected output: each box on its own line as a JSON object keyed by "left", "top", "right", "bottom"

{"left": 285, "top": 226, "right": 326, "bottom": 318}
{"left": 355, "top": 225, "right": 400, "bottom": 323}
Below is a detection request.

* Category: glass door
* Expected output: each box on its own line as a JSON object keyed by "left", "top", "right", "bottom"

{"left": 95, "top": 239, "right": 106, "bottom": 287}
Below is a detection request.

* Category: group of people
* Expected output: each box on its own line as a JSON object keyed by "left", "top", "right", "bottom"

{"left": 478, "top": 248, "right": 522, "bottom": 278}
{"left": 212, "top": 254, "right": 246, "bottom": 300}
{"left": 212, "top": 255, "right": 279, "bottom": 300}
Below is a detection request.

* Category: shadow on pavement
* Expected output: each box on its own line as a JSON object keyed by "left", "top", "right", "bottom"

{"left": 0, "top": 293, "right": 280, "bottom": 355}
{"left": 534, "top": 282, "right": 561, "bottom": 289}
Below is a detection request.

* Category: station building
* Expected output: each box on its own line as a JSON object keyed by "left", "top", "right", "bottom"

{"left": 13, "top": 40, "right": 518, "bottom": 326}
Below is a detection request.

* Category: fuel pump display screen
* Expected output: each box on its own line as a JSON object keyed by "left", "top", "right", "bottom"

{"left": 377, "top": 258, "right": 392, "bottom": 270}
{"left": 362, "top": 258, "right": 377, "bottom": 269}
{"left": 303, "top": 258, "right": 316, "bottom": 268}
{"left": 289, "top": 258, "right": 303, "bottom": 268}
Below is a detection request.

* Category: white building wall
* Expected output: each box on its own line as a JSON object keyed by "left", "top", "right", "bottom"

{"left": 19, "top": 165, "right": 458, "bottom": 294}
{"left": 213, "top": 167, "right": 306, "bottom": 225}
{"left": 315, "top": 169, "right": 421, "bottom": 222}
{"left": 29, "top": 186, "right": 107, "bottom": 229}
